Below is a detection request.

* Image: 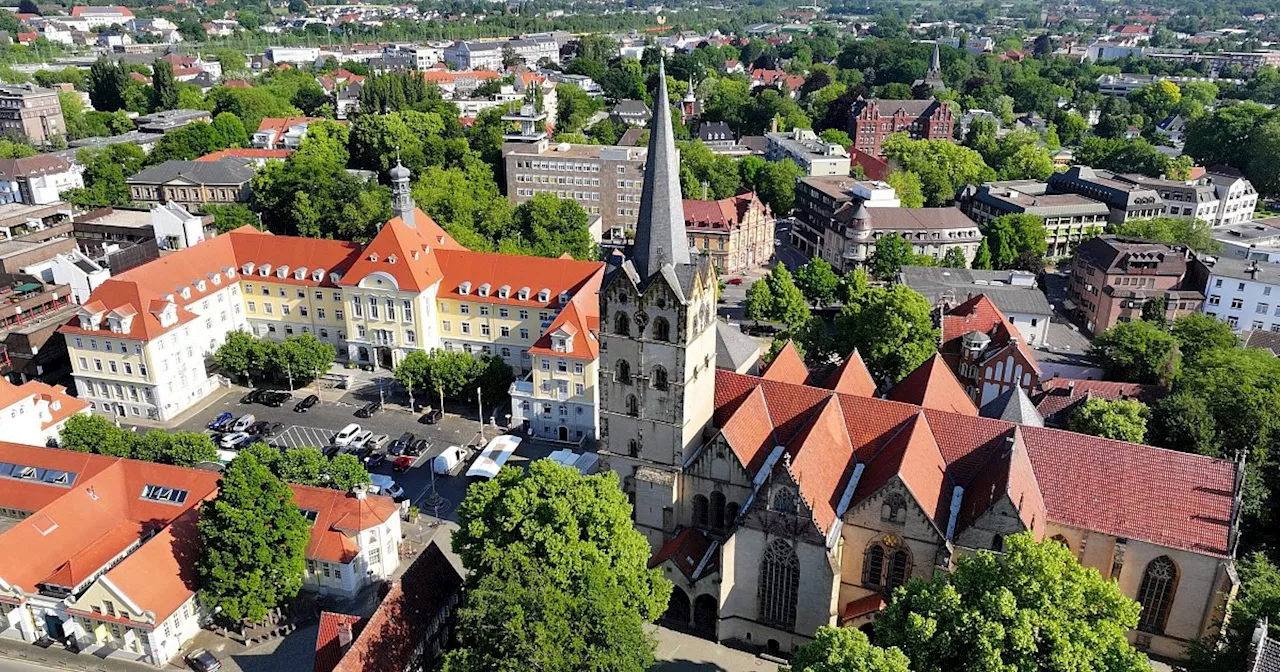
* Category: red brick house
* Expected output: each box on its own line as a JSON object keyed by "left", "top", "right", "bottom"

{"left": 848, "top": 97, "right": 955, "bottom": 157}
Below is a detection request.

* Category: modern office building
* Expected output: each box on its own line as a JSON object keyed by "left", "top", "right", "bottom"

{"left": 0, "top": 84, "right": 65, "bottom": 145}
{"left": 1194, "top": 256, "right": 1280, "bottom": 333}
{"left": 791, "top": 175, "right": 900, "bottom": 261}
{"left": 957, "top": 180, "right": 1109, "bottom": 256}
{"left": 1112, "top": 171, "right": 1257, "bottom": 227}
{"left": 1047, "top": 167, "right": 1164, "bottom": 224}
{"left": 763, "top": 128, "right": 851, "bottom": 176}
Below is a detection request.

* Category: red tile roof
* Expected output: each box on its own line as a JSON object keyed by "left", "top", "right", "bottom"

{"left": 1032, "top": 378, "right": 1164, "bottom": 426}
{"left": 941, "top": 294, "right": 1042, "bottom": 378}
{"left": 840, "top": 593, "right": 886, "bottom": 622}
{"left": 433, "top": 248, "right": 603, "bottom": 309}
{"left": 711, "top": 369, "right": 1237, "bottom": 557}
{"left": 761, "top": 340, "right": 808, "bottom": 384}
{"left": 315, "top": 612, "right": 365, "bottom": 672}
{"left": 783, "top": 394, "right": 854, "bottom": 533}
{"left": 682, "top": 192, "right": 766, "bottom": 232}
{"left": 71, "top": 5, "right": 133, "bottom": 16}
{"left": 888, "top": 354, "right": 978, "bottom": 416}
{"left": 528, "top": 268, "right": 605, "bottom": 361}
{"left": 821, "top": 349, "right": 877, "bottom": 397}
{"left": 342, "top": 214, "right": 461, "bottom": 293}
{"left": 649, "top": 526, "right": 717, "bottom": 580}
{"left": 290, "top": 485, "right": 400, "bottom": 564}
{"left": 196, "top": 148, "right": 294, "bottom": 162}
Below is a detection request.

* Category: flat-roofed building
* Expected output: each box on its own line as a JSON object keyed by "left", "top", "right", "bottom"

{"left": 763, "top": 127, "right": 850, "bottom": 176}
{"left": 957, "top": 180, "right": 1109, "bottom": 256}
{"left": 503, "top": 137, "right": 647, "bottom": 237}
{"left": 0, "top": 84, "right": 65, "bottom": 145}
{"left": 1047, "top": 166, "right": 1164, "bottom": 224}
{"left": 1069, "top": 235, "right": 1204, "bottom": 334}
{"left": 792, "top": 174, "right": 899, "bottom": 261}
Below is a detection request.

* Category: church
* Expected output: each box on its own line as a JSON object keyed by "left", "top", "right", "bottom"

{"left": 596, "top": 61, "right": 1243, "bottom": 663}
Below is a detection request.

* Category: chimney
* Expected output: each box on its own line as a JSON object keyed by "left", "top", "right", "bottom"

{"left": 352, "top": 483, "right": 367, "bottom": 500}
{"left": 1067, "top": 380, "right": 1075, "bottom": 395}
{"left": 1249, "top": 260, "right": 1260, "bottom": 278}
{"left": 771, "top": 115, "right": 779, "bottom": 134}
{"left": 337, "top": 621, "right": 354, "bottom": 649}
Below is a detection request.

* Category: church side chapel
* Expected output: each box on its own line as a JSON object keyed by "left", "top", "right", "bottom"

{"left": 597, "top": 60, "right": 1244, "bottom": 663}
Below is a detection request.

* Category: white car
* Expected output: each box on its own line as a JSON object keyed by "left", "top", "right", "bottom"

{"left": 333, "top": 423, "right": 361, "bottom": 446}
{"left": 230, "top": 414, "right": 255, "bottom": 432}
{"left": 349, "top": 430, "right": 375, "bottom": 451}
{"left": 219, "top": 432, "right": 250, "bottom": 449}
{"left": 433, "top": 445, "right": 469, "bottom": 475}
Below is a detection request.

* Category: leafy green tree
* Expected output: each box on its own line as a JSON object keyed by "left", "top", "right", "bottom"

{"left": 556, "top": 83, "right": 603, "bottom": 134}
{"left": 1088, "top": 320, "right": 1181, "bottom": 385}
{"left": 394, "top": 349, "right": 486, "bottom": 401}
{"left": 784, "top": 626, "right": 910, "bottom": 672}
{"left": 197, "top": 452, "right": 309, "bottom": 625}
{"left": 147, "top": 122, "right": 226, "bottom": 164}
{"left": 835, "top": 284, "right": 938, "bottom": 383}
{"left": 59, "top": 413, "right": 132, "bottom": 455}
{"left": 984, "top": 213, "right": 1047, "bottom": 269}
{"left": 210, "top": 86, "right": 300, "bottom": 136}
{"left": 794, "top": 257, "right": 840, "bottom": 307}
{"left": 884, "top": 170, "right": 925, "bottom": 208}
{"left": 761, "top": 264, "right": 811, "bottom": 327}
{"left": 867, "top": 233, "right": 915, "bottom": 280}
{"left": 881, "top": 134, "right": 994, "bottom": 206}
{"left": 1075, "top": 136, "right": 1169, "bottom": 177}
{"left": 477, "top": 355, "right": 516, "bottom": 406}
{"left": 744, "top": 278, "right": 774, "bottom": 322}
{"left": 678, "top": 140, "right": 741, "bottom": 200}
{"left": 205, "top": 204, "right": 262, "bottom": 234}
{"left": 326, "top": 453, "right": 371, "bottom": 491}
{"left": 277, "top": 447, "right": 327, "bottom": 487}
{"left": 443, "top": 460, "right": 670, "bottom": 672}
{"left": 504, "top": 194, "right": 597, "bottom": 260}
{"left": 1247, "top": 119, "right": 1280, "bottom": 197}
{"left": 215, "top": 330, "right": 270, "bottom": 383}
{"left": 1185, "top": 102, "right": 1269, "bottom": 171}
{"left": 212, "top": 112, "right": 248, "bottom": 148}
{"left": 151, "top": 59, "right": 179, "bottom": 112}
{"left": 1128, "top": 80, "right": 1181, "bottom": 119}
{"left": 743, "top": 157, "right": 804, "bottom": 215}
{"left": 1150, "top": 391, "right": 1217, "bottom": 456}
{"left": 0, "top": 138, "right": 36, "bottom": 159}
{"left": 274, "top": 333, "right": 336, "bottom": 386}
{"left": 132, "top": 430, "right": 218, "bottom": 466}
{"left": 412, "top": 162, "right": 511, "bottom": 250}
{"left": 941, "top": 247, "right": 967, "bottom": 268}
{"left": 62, "top": 144, "right": 146, "bottom": 208}
{"left": 1106, "top": 216, "right": 1220, "bottom": 254}
{"left": 88, "top": 56, "right": 129, "bottom": 112}
{"left": 1171, "top": 313, "right": 1237, "bottom": 362}
{"left": 971, "top": 238, "right": 992, "bottom": 269}
{"left": 875, "top": 532, "right": 1147, "bottom": 672}
{"left": 1067, "top": 398, "right": 1150, "bottom": 443}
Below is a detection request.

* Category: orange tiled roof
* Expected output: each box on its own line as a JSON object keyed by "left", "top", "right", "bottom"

{"left": 433, "top": 248, "right": 604, "bottom": 309}
{"left": 941, "top": 294, "right": 1042, "bottom": 378}
{"left": 315, "top": 612, "right": 365, "bottom": 672}
{"left": 683, "top": 192, "right": 765, "bottom": 233}
{"left": 711, "top": 367, "right": 1238, "bottom": 557}
{"left": 649, "top": 526, "right": 718, "bottom": 580}
{"left": 761, "top": 340, "right": 808, "bottom": 384}
{"left": 887, "top": 354, "right": 979, "bottom": 416}
{"left": 290, "top": 485, "right": 399, "bottom": 564}
{"left": 196, "top": 148, "right": 294, "bottom": 162}
{"left": 340, "top": 213, "right": 462, "bottom": 293}
{"left": 528, "top": 268, "right": 605, "bottom": 361}
{"left": 821, "top": 349, "right": 876, "bottom": 397}
{"left": 783, "top": 394, "right": 854, "bottom": 533}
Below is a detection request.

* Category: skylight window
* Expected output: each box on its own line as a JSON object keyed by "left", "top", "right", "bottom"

{"left": 140, "top": 484, "right": 189, "bottom": 505}
{"left": 300, "top": 509, "right": 319, "bottom": 524}
{"left": 0, "top": 462, "right": 77, "bottom": 488}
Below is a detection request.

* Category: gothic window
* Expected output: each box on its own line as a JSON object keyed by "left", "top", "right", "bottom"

{"left": 863, "top": 545, "right": 884, "bottom": 587}
{"left": 887, "top": 549, "right": 911, "bottom": 593}
{"left": 881, "top": 492, "right": 907, "bottom": 524}
{"left": 628, "top": 438, "right": 640, "bottom": 457}
{"left": 616, "top": 359, "right": 632, "bottom": 384}
{"left": 758, "top": 539, "right": 799, "bottom": 629}
{"left": 1137, "top": 556, "right": 1178, "bottom": 634}
{"left": 771, "top": 487, "right": 796, "bottom": 514}
{"left": 725, "top": 501, "right": 740, "bottom": 525}
{"left": 693, "top": 495, "right": 709, "bottom": 527}
{"left": 652, "top": 366, "right": 669, "bottom": 391}
{"left": 710, "top": 491, "right": 726, "bottom": 529}
{"left": 626, "top": 395, "right": 639, "bottom": 417}
{"left": 652, "top": 317, "right": 671, "bottom": 342}
{"left": 614, "top": 311, "right": 630, "bottom": 336}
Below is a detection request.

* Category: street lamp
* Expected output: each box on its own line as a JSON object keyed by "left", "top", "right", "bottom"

{"left": 476, "top": 387, "right": 484, "bottom": 443}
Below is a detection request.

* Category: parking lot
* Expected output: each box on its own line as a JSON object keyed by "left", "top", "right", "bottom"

{"left": 149, "top": 386, "right": 576, "bottom": 522}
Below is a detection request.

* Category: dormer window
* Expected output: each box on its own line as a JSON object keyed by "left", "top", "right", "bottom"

{"left": 294, "top": 267, "right": 308, "bottom": 280}
{"left": 387, "top": 255, "right": 397, "bottom": 264}
{"left": 276, "top": 265, "right": 289, "bottom": 278}
{"left": 241, "top": 262, "right": 255, "bottom": 274}
{"left": 313, "top": 269, "right": 326, "bottom": 282}
{"left": 518, "top": 287, "right": 530, "bottom": 300}
{"left": 196, "top": 280, "right": 206, "bottom": 292}
{"left": 537, "top": 289, "right": 550, "bottom": 303}
{"left": 558, "top": 291, "right": 570, "bottom": 305}
{"left": 478, "top": 283, "right": 491, "bottom": 297}
{"left": 179, "top": 287, "right": 191, "bottom": 300}
{"left": 498, "top": 285, "right": 510, "bottom": 298}
{"left": 329, "top": 272, "right": 341, "bottom": 284}
{"left": 368, "top": 253, "right": 379, "bottom": 262}
{"left": 164, "top": 293, "right": 175, "bottom": 304}
{"left": 459, "top": 281, "right": 472, "bottom": 295}
{"left": 258, "top": 264, "right": 271, "bottom": 277}
{"left": 78, "top": 314, "right": 97, "bottom": 329}
{"left": 211, "top": 274, "right": 221, "bottom": 286}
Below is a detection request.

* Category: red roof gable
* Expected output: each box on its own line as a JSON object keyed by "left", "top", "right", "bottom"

{"left": 888, "top": 354, "right": 979, "bottom": 416}
{"left": 315, "top": 612, "right": 364, "bottom": 672}
{"left": 761, "top": 340, "right": 808, "bottom": 384}
{"left": 821, "top": 349, "right": 877, "bottom": 397}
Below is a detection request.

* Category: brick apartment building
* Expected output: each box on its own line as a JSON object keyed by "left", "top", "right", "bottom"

{"left": 1069, "top": 235, "right": 1205, "bottom": 334}
{"left": 848, "top": 97, "right": 954, "bottom": 157}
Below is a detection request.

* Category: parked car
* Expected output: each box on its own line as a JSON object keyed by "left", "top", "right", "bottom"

{"left": 389, "top": 432, "right": 415, "bottom": 456}
{"left": 323, "top": 444, "right": 343, "bottom": 458}
{"left": 433, "top": 445, "right": 469, "bottom": 475}
{"left": 185, "top": 649, "right": 221, "bottom": 672}
{"left": 231, "top": 414, "right": 255, "bottom": 432}
{"left": 419, "top": 408, "right": 443, "bottom": 424}
{"left": 294, "top": 394, "right": 319, "bottom": 412}
{"left": 366, "top": 434, "right": 390, "bottom": 453}
{"left": 261, "top": 391, "right": 291, "bottom": 407}
{"left": 365, "top": 450, "right": 388, "bottom": 468}
{"left": 208, "top": 411, "right": 233, "bottom": 431}
{"left": 406, "top": 438, "right": 431, "bottom": 456}
{"left": 240, "top": 389, "right": 265, "bottom": 405}
{"left": 368, "top": 474, "right": 405, "bottom": 500}
{"left": 333, "top": 423, "right": 361, "bottom": 446}
{"left": 219, "top": 432, "right": 251, "bottom": 449}
{"left": 349, "top": 430, "right": 375, "bottom": 451}
{"left": 247, "top": 421, "right": 283, "bottom": 437}
{"left": 392, "top": 455, "right": 414, "bottom": 472}
{"left": 355, "top": 400, "right": 383, "bottom": 418}
{"left": 726, "top": 277, "right": 743, "bottom": 285}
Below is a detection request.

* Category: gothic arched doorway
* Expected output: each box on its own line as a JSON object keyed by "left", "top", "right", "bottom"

{"left": 664, "top": 586, "right": 690, "bottom": 627}
{"left": 693, "top": 594, "right": 718, "bottom": 638}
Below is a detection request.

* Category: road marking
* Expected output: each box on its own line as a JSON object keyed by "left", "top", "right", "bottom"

{"left": 272, "top": 425, "right": 333, "bottom": 450}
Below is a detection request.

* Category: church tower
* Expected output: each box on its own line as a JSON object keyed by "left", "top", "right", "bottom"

{"left": 389, "top": 159, "right": 415, "bottom": 228}
{"left": 598, "top": 59, "right": 718, "bottom": 548}
{"left": 919, "top": 43, "right": 946, "bottom": 91}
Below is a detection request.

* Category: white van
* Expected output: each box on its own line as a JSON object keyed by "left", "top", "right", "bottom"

{"left": 333, "top": 423, "right": 361, "bottom": 446}
{"left": 231, "top": 413, "right": 255, "bottom": 432}
{"left": 368, "top": 474, "right": 404, "bottom": 500}
{"left": 433, "top": 445, "right": 468, "bottom": 475}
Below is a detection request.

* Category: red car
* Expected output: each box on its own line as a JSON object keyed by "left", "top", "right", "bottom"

{"left": 726, "top": 277, "right": 744, "bottom": 285}
{"left": 393, "top": 455, "right": 414, "bottom": 472}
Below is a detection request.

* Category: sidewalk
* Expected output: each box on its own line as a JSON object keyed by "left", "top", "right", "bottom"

{"left": 0, "top": 636, "right": 182, "bottom": 671}
{"left": 124, "top": 385, "right": 244, "bottom": 431}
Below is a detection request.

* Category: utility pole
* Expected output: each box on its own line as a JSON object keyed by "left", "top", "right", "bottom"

{"left": 476, "top": 387, "right": 484, "bottom": 443}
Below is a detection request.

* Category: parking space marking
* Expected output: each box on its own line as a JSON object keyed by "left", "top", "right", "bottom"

{"left": 272, "top": 425, "right": 334, "bottom": 450}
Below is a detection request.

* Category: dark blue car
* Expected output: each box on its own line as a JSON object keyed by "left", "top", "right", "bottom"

{"left": 207, "top": 411, "right": 233, "bottom": 431}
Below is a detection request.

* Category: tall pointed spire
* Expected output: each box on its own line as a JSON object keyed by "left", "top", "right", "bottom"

{"left": 929, "top": 43, "right": 942, "bottom": 74}
{"left": 631, "top": 58, "right": 691, "bottom": 278}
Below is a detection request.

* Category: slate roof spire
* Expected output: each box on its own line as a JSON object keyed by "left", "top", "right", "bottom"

{"left": 929, "top": 43, "right": 942, "bottom": 74}
{"left": 631, "top": 58, "right": 691, "bottom": 279}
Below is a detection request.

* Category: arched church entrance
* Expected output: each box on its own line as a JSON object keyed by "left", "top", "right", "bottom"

{"left": 664, "top": 586, "right": 690, "bottom": 627}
